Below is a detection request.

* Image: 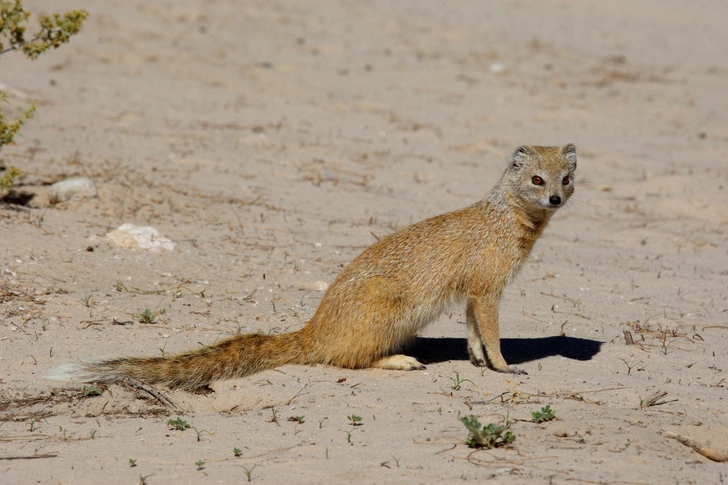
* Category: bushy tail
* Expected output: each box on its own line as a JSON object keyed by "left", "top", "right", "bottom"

{"left": 48, "top": 329, "right": 311, "bottom": 391}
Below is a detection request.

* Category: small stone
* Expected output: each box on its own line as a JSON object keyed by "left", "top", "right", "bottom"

{"left": 104, "top": 223, "right": 175, "bottom": 253}
{"left": 489, "top": 62, "right": 506, "bottom": 74}
{"left": 299, "top": 280, "right": 329, "bottom": 291}
{"left": 48, "top": 177, "right": 98, "bottom": 204}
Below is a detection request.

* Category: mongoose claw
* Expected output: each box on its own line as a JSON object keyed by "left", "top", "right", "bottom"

{"left": 505, "top": 365, "right": 527, "bottom": 375}
{"left": 399, "top": 355, "right": 426, "bottom": 371}
{"left": 492, "top": 364, "right": 527, "bottom": 375}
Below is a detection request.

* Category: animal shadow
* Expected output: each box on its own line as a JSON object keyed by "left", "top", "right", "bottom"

{"left": 410, "top": 335, "right": 602, "bottom": 366}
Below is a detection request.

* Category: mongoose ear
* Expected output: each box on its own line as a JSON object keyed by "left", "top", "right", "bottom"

{"left": 509, "top": 146, "right": 531, "bottom": 170}
{"left": 562, "top": 144, "right": 577, "bottom": 171}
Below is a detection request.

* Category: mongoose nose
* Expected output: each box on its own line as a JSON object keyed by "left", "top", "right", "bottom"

{"left": 549, "top": 195, "right": 562, "bottom": 206}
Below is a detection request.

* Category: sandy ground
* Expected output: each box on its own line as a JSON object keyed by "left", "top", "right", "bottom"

{"left": 2, "top": 1, "right": 728, "bottom": 483}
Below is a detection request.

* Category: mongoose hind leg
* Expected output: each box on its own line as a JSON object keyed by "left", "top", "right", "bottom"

{"left": 314, "top": 275, "right": 415, "bottom": 369}
{"left": 466, "top": 297, "right": 526, "bottom": 375}
{"left": 371, "top": 354, "right": 425, "bottom": 371}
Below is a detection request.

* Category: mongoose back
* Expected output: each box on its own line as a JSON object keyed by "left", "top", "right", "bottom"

{"left": 50, "top": 144, "right": 577, "bottom": 391}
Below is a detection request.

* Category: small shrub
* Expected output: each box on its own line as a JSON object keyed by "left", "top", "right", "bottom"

{"left": 83, "top": 385, "right": 101, "bottom": 397}
{"left": 531, "top": 405, "right": 555, "bottom": 423}
{"left": 450, "top": 373, "right": 476, "bottom": 391}
{"left": 167, "top": 417, "right": 190, "bottom": 431}
{"left": 459, "top": 415, "right": 515, "bottom": 449}
{"left": 347, "top": 414, "right": 362, "bottom": 426}
{"left": 137, "top": 308, "right": 163, "bottom": 324}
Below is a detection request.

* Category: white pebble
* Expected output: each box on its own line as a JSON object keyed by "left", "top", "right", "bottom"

{"left": 104, "top": 223, "right": 175, "bottom": 252}
{"left": 48, "top": 177, "right": 98, "bottom": 204}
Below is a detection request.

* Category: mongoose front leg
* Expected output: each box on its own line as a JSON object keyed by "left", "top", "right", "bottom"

{"left": 466, "top": 299, "right": 488, "bottom": 366}
{"left": 466, "top": 296, "right": 525, "bottom": 375}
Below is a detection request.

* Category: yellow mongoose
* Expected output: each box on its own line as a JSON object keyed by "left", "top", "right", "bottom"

{"left": 51, "top": 144, "right": 576, "bottom": 391}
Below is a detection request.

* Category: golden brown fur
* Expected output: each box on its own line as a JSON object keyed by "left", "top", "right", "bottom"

{"left": 50, "top": 145, "right": 577, "bottom": 391}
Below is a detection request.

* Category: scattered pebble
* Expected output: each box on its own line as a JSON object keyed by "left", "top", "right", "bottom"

{"left": 104, "top": 223, "right": 176, "bottom": 253}
{"left": 48, "top": 177, "right": 98, "bottom": 204}
{"left": 489, "top": 62, "right": 506, "bottom": 73}
{"left": 300, "top": 280, "right": 329, "bottom": 291}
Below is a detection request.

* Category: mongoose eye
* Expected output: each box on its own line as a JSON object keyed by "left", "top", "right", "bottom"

{"left": 531, "top": 175, "right": 544, "bottom": 186}
{"left": 562, "top": 176, "right": 570, "bottom": 186}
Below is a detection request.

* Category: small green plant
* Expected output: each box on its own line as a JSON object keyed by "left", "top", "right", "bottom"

{"left": 159, "top": 342, "right": 167, "bottom": 357}
{"left": 195, "top": 459, "right": 205, "bottom": 470}
{"left": 139, "top": 474, "right": 150, "bottom": 485}
{"left": 90, "top": 429, "right": 97, "bottom": 439}
{"left": 129, "top": 458, "right": 137, "bottom": 467}
{"left": 137, "top": 308, "right": 164, "bottom": 324}
{"left": 345, "top": 430, "right": 353, "bottom": 443}
{"left": 531, "top": 405, "right": 555, "bottom": 424}
{"left": 192, "top": 426, "right": 209, "bottom": 442}
{"left": 347, "top": 414, "right": 362, "bottom": 426}
{"left": 450, "top": 373, "right": 476, "bottom": 391}
{"left": 26, "top": 417, "right": 41, "bottom": 431}
{"left": 660, "top": 328, "right": 677, "bottom": 355}
{"left": 619, "top": 357, "right": 639, "bottom": 376}
{"left": 240, "top": 464, "right": 258, "bottom": 482}
{"left": 268, "top": 407, "right": 279, "bottom": 423}
{"left": 459, "top": 415, "right": 515, "bottom": 449}
{"left": 83, "top": 385, "right": 101, "bottom": 397}
{"left": 167, "top": 417, "right": 190, "bottom": 431}
{"left": 233, "top": 447, "right": 242, "bottom": 457}
{"left": 138, "top": 308, "right": 154, "bottom": 323}
{"left": 288, "top": 415, "right": 305, "bottom": 424}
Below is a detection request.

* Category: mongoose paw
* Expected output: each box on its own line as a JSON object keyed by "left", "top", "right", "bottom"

{"left": 469, "top": 356, "right": 487, "bottom": 367}
{"left": 372, "top": 354, "right": 425, "bottom": 371}
{"left": 501, "top": 365, "right": 527, "bottom": 375}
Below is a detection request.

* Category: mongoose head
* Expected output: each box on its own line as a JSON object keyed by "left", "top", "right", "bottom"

{"left": 506, "top": 144, "right": 576, "bottom": 212}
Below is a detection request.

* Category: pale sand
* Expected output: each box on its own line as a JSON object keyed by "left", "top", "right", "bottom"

{"left": 1, "top": 1, "right": 727, "bottom": 483}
